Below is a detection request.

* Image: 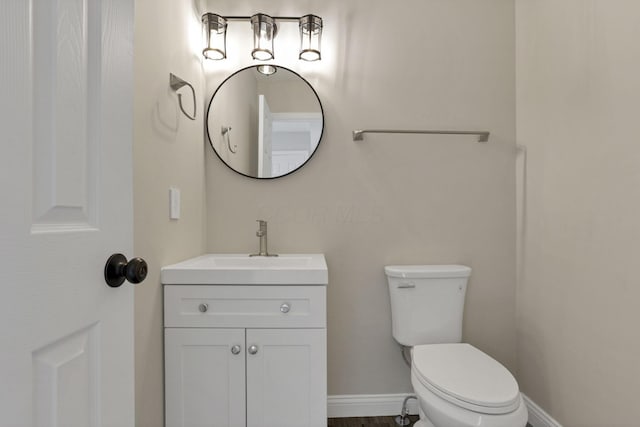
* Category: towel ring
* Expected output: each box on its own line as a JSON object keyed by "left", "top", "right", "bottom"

{"left": 169, "top": 73, "right": 196, "bottom": 121}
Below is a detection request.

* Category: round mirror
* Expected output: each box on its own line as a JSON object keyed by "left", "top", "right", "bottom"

{"left": 206, "top": 65, "right": 324, "bottom": 179}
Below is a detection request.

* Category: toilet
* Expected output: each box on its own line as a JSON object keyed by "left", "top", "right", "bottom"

{"left": 385, "top": 265, "right": 528, "bottom": 427}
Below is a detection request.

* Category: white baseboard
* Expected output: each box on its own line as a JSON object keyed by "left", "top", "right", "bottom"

{"left": 328, "top": 393, "right": 563, "bottom": 427}
{"left": 327, "top": 394, "right": 419, "bottom": 418}
{"left": 522, "top": 394, "right": 563, "bottom": 427}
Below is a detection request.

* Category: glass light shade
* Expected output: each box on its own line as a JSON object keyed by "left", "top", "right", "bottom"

{"left": 299, "top": 14, "right": 322, "bottom": 61}
{"left": 251, "top": 14, "right": 276, "bottom": 61}
{"left": 202, "top": 13, "right": 227, "bottom": 60}
{"left": 257, "top": 65, "right": 277, "bottom": 75}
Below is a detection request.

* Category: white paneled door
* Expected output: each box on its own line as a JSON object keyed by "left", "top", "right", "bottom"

{"left": 0, "top": 0, "right": 135, "bottom": 426}
{"left": 258, "top": 95, "right": 273, "bottom": 178}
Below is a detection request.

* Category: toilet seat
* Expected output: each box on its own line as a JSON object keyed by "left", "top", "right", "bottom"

{"left": 412, "top": 343, "right": 520, "bottom": 415}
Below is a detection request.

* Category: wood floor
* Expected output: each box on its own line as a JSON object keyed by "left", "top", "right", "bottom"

{"left": 328, "top": 416, "right": 419, "bottom": 427}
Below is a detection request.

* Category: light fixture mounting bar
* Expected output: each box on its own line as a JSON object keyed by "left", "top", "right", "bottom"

{"left": 220, "top": 16, "right": 306, "bottom": 22}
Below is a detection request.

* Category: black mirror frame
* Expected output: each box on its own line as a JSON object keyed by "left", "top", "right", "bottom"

{"left": 205, "top": 65, "right": 325, "bottom": 180}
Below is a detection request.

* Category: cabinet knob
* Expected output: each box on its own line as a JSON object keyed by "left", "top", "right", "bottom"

{"left": 198, "top": 303, "right": 209, "bottom": 313}
{"left": 231, "top": 345, "right": 241, "bottom": 355}
{"left": 248, "top": 345, "right": 259, "bottom": 355}
{"left": 280, "top": 302, "right": 291, "bottom": 313}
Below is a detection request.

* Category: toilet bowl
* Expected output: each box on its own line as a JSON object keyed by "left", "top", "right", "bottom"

{"left": 410, "top": 343, "right": 528, "bottom": 427}
{"left": 385, "top": 265, "right": 528, "bottom": 427}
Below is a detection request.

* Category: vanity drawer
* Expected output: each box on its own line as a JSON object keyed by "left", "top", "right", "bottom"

{"left": 164, "top": 285, "right": 326, "bottom": 328}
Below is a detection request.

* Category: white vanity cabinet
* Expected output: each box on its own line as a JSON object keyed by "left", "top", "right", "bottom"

{"left": 163, "top": 284, "right": 327, "bottom": 427}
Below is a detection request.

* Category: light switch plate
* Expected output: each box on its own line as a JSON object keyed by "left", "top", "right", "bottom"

{"left": 169, "top": 187, "right": 180, "bottom": 220}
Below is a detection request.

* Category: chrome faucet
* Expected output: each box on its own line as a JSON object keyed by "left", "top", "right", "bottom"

{"left": 249, "top": 220, "right": 278, "bottom": 257}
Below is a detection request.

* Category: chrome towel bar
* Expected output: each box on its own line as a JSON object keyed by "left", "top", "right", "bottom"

{"left": 352, "top": 129, "right": 490, "bottom": 142}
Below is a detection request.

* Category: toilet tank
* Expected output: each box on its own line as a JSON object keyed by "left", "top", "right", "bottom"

{"left": 385, "top": 265, "right": 471, "bottom": 347}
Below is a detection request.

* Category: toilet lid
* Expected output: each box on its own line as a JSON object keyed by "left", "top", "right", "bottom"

{"left": 412, "top": 343, "right": 520, "bottom": 415}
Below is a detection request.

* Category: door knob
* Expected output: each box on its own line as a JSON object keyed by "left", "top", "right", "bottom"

{"left": 231, "top": 345, "right": 241, "bottom": 355}
{"left": 248, "top": 345, "right": 259, "bottom": 355}
{"left": 104, "top": 253, "right": 148, "bottom": 288}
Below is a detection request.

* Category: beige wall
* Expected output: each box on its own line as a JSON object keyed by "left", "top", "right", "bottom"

{"left": 133, "top": 1, "right": 206, "bottom": 426}
{"left": 257, "top": 76, "right": 322, "bottom": 113}
{"left": 131, "top": 0, "right": 640, "bottom": 422}
{"left": 516, "top": 1, "right": 640, "bottom": 425}
{"left": 204, "top": 0, "right": 516, "bottom": 395}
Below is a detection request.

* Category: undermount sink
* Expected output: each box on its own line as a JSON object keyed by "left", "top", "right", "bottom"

{"left": 160, "top": 253, "right": 328, "bottom": 285}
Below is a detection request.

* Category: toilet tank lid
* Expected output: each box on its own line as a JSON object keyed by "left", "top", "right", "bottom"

{"left": 384, "top": 265, "right": 471, "bottom": 279}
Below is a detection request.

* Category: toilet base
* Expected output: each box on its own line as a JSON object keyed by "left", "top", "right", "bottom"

{"left": 415, "top": 407, "right": 435, "bottom": 427}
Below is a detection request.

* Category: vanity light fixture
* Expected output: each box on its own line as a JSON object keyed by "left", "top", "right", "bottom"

{"left": 299, "top": 14, "right": 322, "bottom": 61}
{"left": 202, "top": 13, "right": 228, "bottom": 60}
{"left": 201, "top": 13, "right": 323, "bottom": 63}
{"left": 251, "top": 14, "right": 276, "bottom": 60}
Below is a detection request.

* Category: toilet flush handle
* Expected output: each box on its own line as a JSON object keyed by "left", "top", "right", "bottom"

{"left": 397, "top": 282, "right": 415, "bottom": 289}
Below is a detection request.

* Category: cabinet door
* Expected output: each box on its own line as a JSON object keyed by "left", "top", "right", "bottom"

{"left": 246, "top": 328, "right": 327, "bottom": 427}
{"left": 165, "top": 328, "right": 246, "bottom": 427}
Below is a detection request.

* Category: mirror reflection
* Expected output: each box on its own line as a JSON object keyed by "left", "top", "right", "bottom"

{"left": 206, "top": 65, "right": 324, "bottom": 179}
